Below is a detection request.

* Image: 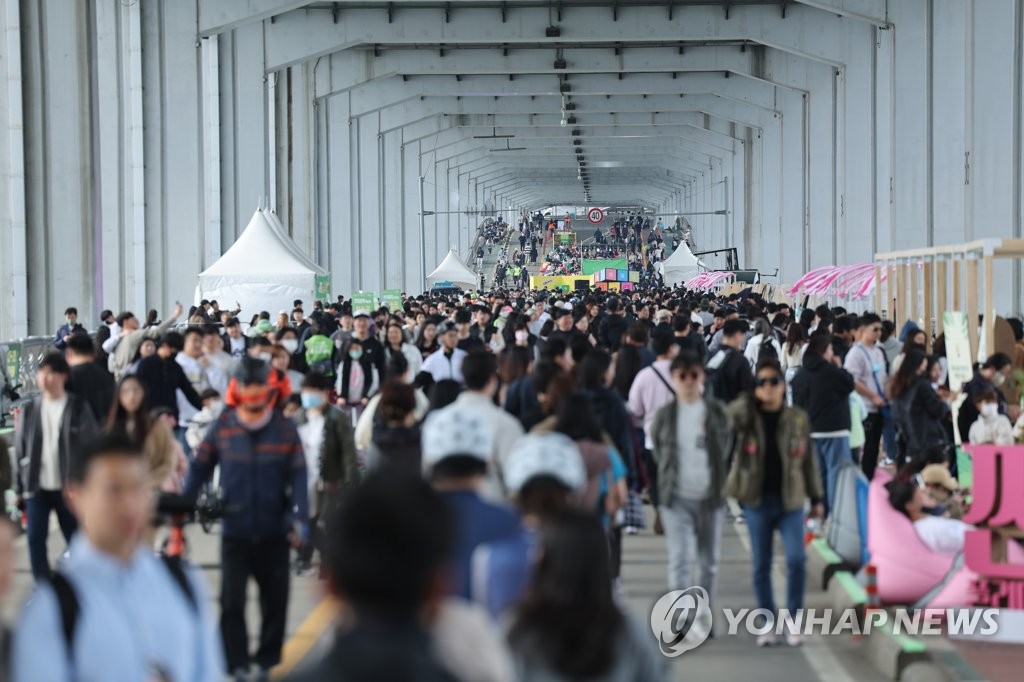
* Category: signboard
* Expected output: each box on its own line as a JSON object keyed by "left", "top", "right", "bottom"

{"left": 380, "top": 289, "right": 403, "bottom": 311}
{"left": 944, "top": 311, "right": 974, "bottom": 393}
{"left": 581, "top": 258, "right": 627, "bottom": 276}
{"left": 963, "top": 444, "right": 1024, "bottom": 642}
{"left": 4, "top": 343, "right": 20, "bottom": 384}
{"left": 587, "top": 207, "right": 604, "bottom": 224}
{"left": 315, "top": 275, "right": 332, "bottom": 301}
{"left": 350, "top": 291, "right": 377, "bottom": 313}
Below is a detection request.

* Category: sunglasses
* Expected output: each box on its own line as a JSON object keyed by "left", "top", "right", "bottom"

{"left": 674, "top": 370, "right": 702, "bottom": 381}
{"left": 755, "top": 376, "right": 784, "bottom": 387}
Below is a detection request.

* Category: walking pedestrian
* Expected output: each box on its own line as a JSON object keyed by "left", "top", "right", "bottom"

{"left": 183, "top": 358, "right": 309, "bottom": 681}
{"left": 725, "top": 360, "right": 823, "bottom": 647}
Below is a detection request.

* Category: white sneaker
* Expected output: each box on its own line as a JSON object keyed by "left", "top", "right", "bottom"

{"left": 756, "top": 632, "right": 778, "bottom": 647}
{"left": 786, "top": 633, "right": 804, "bottom": 647}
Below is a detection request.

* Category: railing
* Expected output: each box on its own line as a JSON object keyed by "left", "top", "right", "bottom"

{"left": 0, "top": 335, "right": 73, "bottom": 427}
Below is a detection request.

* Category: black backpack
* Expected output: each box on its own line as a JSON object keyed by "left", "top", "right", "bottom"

{"left": 50, "top": 555, "right": 197, "bottom": 658}
{"left": 704, "top": 348, "right": 734, "bottom": 401}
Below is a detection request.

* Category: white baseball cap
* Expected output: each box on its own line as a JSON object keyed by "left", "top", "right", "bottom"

{"left": 353, "top": 310, "right": 371, "bottom": 319}
{"left": 422, "top": 406, "right": 495, "bottom": 466}
{"left": 504, "top": 433, "right": 586, "bottom": 494}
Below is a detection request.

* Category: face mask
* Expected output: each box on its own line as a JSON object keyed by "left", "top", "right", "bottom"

{"left": 66, "top": 318, "right": 74, "bottom": 326}
{"left": 349, "top": 350, "right": 363, "bottom": 360}
{"left": 258, "top": 352, "right": 273, "bottom": 364}
{"left": 281, "top": 339, "right": 299, "bottom": 353}
{"left": 993, "top": 373, "right": 1007, "bottom": 387}
{"left": 981, "top": 403, "right": 999, "bottom": 418}
{"left": 515, "top": 330, "right": 529, "bottom": 342}
{"left": 300, "top": 393, "right": 323, "bottom": 410}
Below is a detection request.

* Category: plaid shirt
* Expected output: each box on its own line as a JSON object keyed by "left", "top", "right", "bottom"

{"left": 184, "top": 409, "right": 308, "bottom": 540}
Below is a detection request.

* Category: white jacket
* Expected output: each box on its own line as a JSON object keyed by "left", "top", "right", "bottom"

{"left": 969, "top": 414, "right": 1015, "bottom": 445}
{"left": 744, "top": 333, "right": 783, "bottom": 371}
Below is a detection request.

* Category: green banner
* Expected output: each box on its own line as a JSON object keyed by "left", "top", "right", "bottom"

{"left": 380, "top": 289, "right": 403, "bottom": 311}
{"left": 315, "top": 275, "right": 332, "bottom": 301}
{"left": 581, "top": 258, "right": 628, "bottom": 276}
{"left": 350, "top": 292, "right": 377, "bottom": 313}
{"left": 4, "top": 344, "right": 20, "bottom": 384}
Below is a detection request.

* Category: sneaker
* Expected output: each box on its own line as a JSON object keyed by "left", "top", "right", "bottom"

{"left": 756, "top": 632, "right": 778, "bottom": 647}
{"left": 786, "top": 633, "right": 804, "bottom": 647}
{"left": 624, "top": 525, "right": 639, "bottom": 536}
{"left": 293, "top": 559, "right": 315, "bottom": 577}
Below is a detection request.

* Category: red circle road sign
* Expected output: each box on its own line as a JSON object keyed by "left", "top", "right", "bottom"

{"left": 587, "top": 207, "right": 604, "bottom": 224}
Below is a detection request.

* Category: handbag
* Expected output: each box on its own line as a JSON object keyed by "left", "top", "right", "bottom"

{"left": 622, "top": 488, "right": 647, "bottom": 530}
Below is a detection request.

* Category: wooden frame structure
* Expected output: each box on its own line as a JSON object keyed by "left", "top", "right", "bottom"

{"left": 875, "top": 239, "right": 1024, "bottom": 358}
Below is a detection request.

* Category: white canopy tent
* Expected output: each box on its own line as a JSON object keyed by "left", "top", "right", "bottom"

{"left": 195, "top": 208, "right": 329, "bottom": 317}
{"left": 426, "top": 249, "right": 479, "bottom": 289}
{"left": 658, "top": 242, "right": 706, "bottom": 286}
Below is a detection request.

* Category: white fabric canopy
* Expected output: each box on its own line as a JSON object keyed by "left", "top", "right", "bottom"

{"left": 196, "top": 208, "right": 327, "bottom": 317}
{"left": 658, "top": 242, "right": 706, "bottom": 286}
{"left": 426, "top": 249, "right": 478, "bottom": 289}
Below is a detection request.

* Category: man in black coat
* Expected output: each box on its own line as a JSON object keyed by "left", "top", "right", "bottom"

{"left": 791, "top": 332, "right": 856, "bottom": 515}
{"left": 65, "top": 334, "right": 115, "bottom": 423}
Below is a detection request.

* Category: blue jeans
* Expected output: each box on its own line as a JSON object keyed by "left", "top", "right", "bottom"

{"left": 814, "top": 436, "right": 851, "bottom": 516}
{"left": 743, "top": 493, "right": 806, "bottom": 614}
{"left": 26, "top": 490, "right": 78, "bottom": 581}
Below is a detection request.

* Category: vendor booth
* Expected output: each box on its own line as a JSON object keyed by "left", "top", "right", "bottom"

{"left": 426, "top": 249, "right": 479, "bottom": 290}
{"left": 195, "top": 208, "right": 330, "bottom": 318}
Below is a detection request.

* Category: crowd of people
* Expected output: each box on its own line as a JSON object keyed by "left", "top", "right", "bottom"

{"left": 0, "top": 274, "right": 1014, "bottom": 679}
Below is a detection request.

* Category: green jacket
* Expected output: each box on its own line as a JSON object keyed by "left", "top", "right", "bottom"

{"left": 650, "top": 397, "right": 733, "bottom": 507}
{"left": 294, "top": 406, "right": 359, "bottom": 516}
{"left": 724, "top": 394, "right": 824, "bottom": 511}
{"left": 304, "top": 334, "right": 337, "bottom": 377}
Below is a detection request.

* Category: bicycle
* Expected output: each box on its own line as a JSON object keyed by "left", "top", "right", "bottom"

{"left": 154, "top": 492, "right": 237, "bottom": 559}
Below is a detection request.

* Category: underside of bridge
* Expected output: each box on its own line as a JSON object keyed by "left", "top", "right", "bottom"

{"left": 0, "top": 0, "right": 1022, "bottom": 337}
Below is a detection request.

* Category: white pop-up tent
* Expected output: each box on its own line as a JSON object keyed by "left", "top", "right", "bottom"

{"left": 196, "top": 208, "right": 329, "bottom": 317}
{"left": 426, "top": 249, "right": 479, "bottom": 289}
{"left": 658, "top": 242, "right": 706, "bottom": 286}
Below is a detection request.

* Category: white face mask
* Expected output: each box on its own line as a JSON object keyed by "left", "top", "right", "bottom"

{"left": 515, "top": 330, "right": 529, "bottom": 342}
{"left": 258, "top": 352, "right": 272, "bottom": 364}
{"left": 281, "top": 339, "right": 299, "bottom": 353}
{"left": 993, "top": 373, "right": 1007, "bottom": 387}
{"left": 981, "top": 403, "right": 999, "bottom": 418}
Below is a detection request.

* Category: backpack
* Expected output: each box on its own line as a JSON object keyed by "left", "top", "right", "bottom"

{"left": 704, "top": 349, "right": 733, "bottom": 401}
{"left": 50, "top": 554, "right": 197, "bottom": 659}
{"left": 756, "top": 337, "right": 780, "bottom": 367}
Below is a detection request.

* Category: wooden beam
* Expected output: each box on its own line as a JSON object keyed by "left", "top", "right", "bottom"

{"left": 874, "top": 265, "right": 882, "bottom": 315}
{"left": 910, "top": 261, "right": 920, "bottom": 327}
{"left": 966, "top": 259, "right": 979, "bottom": 361}
{"left": 935, "top": 260, "right": 947, "bottom": 335}
{"left": 923, "top": 261, "right": 933, "bottom": 352}
{"left": 983, "top": 255, "right": 995, "bottom": 358}
{"left": 951, "top": 260, "right": 962, "bottom": 311}
{"left": 894, "top": 264, "right": 905, "bottom": 325}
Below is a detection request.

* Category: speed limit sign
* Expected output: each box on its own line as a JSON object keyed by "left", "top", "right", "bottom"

{"left": 587, "top": 207, "right": 604, "bottom": 224}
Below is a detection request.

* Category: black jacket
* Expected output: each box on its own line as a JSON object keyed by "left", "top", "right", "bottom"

{"left": 68, "top": 362, "right": 115, "bottom": 423}
{"left": 135, "top": 355, "right": 203, "bottom": 420}
{"left": 893, "top": 376, "right": 951, "bottom": 454}
{"left": 600, "top": 314, "right": 630, "bottom": 351}
{"left": 706, "top": 347, "right": 754, "bottom": 404}
{"left": 791, "top": 355, "right": 855, "bottom": 433}
{"left": 221, "top": 333, "right": 252, "bottom": 356}
{"left": 15, "top": 394, "right": 99, "bottom": 495}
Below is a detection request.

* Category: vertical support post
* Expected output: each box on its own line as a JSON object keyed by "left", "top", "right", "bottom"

{"left": 922, "top": 261, "right": 933, "bottom": 352}
{"left": 966, "top": 259, "right": 979, "bottom": 361}
{"left": 894, "top": 263, "right": 905, "bottom": 327}
{"left": 419, "top": 175, "right": 426, "bottom": 286}
{"left": 951, "top": 260, "right": 962, "bottom": 311}
{"left": 983, "top": 255, "right": 995, "bottom": 359}
{"left": 874, "top": 264, "right": 883, "bottom": 315}
{"left": 910, "top": 261, "right": 920, "bottom": 327}
{"left": 935, "top": 259, "right": 947, "bottom": 336}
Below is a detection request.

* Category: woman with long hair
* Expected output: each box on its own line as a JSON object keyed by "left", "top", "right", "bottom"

{"left": 575, "top": 350, "right": 634, "bottom": 475}
{"left": 507, "top": 509, "right": 666, "bottom": 681}
{"left": 553, "top": 394, "right": 626, "bottom": 523}
{"left": 415, "top": 319, "right": 440, "bottom": 359}
{"left": 105, "top": 376, "right": 183, "bottom": 493}
{"left": 891, "top": 329, "right": 928, "bottom": 376}
{"left": 364, "top": 379, "right": 423, "bottom": 476}
{"left": 612, "top": 344, "right": 644, "bottom": 402}
{"left": 383, "top": 323, "right": 422, "bottom": 382}
{"left": 890, "top": 349, "right": 951, "bottom": 465}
